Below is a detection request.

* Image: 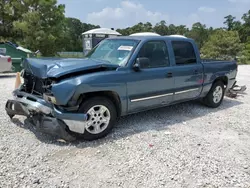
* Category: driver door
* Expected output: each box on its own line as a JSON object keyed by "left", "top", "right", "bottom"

{"left": 127, "top": 40, "right": 175, "bottom": 113}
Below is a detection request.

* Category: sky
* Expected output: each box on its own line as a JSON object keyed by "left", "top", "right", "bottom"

{"left": 57, "top": 0, "right": 250, "bottom": 29}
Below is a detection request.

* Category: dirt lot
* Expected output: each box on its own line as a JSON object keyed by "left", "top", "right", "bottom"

{"left": 0, "top": 66, "right": 250, "bottom": 188}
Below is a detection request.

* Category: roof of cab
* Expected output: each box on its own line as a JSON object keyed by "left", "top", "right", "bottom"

{"left": 82, "top": 28, "right": 122, "bottom": 36}
{"left": 107, "top": 35, "right": 193, "bottom": 42}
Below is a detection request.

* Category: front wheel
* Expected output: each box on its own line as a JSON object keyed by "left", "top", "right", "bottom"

{"left": 203, "top": 81, "right": 225, "bottom": 108}
{"left": 77, "top": 97, "right": 117, "bottom": 141}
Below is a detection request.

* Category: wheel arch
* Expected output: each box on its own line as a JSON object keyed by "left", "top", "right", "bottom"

{"left": 80, "top": 91, "right": 122, "bottom": 117}
{"left": 213, "top": 76, "right": 228, "bottom": 87}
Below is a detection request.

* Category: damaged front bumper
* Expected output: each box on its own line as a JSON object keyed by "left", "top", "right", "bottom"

{"left": 5, "top": 89, "right": 88, "bottom": 141}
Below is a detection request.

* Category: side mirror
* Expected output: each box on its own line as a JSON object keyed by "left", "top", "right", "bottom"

{"left": 133, "top": 57, "right": 150, "bottom": 71}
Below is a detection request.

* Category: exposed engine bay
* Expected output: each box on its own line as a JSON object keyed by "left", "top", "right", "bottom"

{"left": 21, "top": 70, "right": 54, "bottom": 96}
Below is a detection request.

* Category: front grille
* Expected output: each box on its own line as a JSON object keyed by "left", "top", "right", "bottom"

{"left": 22, "top": 71, "right": 52, "bottom": 96}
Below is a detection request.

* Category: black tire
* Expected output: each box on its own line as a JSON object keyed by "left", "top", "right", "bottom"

{"left": 203, "top": 81, "right": 225, "bottom": 108}
{"left": 77, "top": 97, "right": 117, "bottom": 141}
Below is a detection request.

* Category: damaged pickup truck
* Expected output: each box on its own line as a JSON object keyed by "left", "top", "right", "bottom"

{"left": 5, "top": 36, "right": 240, "bottom": 141}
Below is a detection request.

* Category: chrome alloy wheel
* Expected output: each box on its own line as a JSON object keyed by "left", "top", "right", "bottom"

{"left": 85, "top": 105, "right": 111, "bottom": 134}
{"left": 213, "top": 86, "right": 223, "bottom": 103}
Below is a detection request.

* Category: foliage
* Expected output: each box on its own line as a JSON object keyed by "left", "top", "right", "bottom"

{"left": 1, "top": 1, "right": 250, "bottom": 61}
{"left": 116, "top": 21, "right": 189, "bottom": 37}
{"left": 186, "top": 22, "right": 210, "bottom": 50}
{"left": 223, "top": 15, "right": 242, "bottom": 31}
{"left": 1, "top": 0, "right": 99, "bottom": 56}
{"left": 57, "top": 51, "right": 84, "bottom": 58}
{"left": 64, "top": 18, "right": 100, "bottom": 51}
{"left": 239, "top": 10, "right": 250, "bottom": 43}
{"left": 13, "top": 0, "right": 66, "bottom": 56}
{"left": 117, "top": 22, "right": 153, "bottom": 35}
{"left": 201, "top": 30, "right": 243, "bottom": 60}
{"left": 240, "top": 37, "right": 250, "bottom": 64}
{"left": 153, "top": 21, "right": 168, "bottom": 35}
{"left": 0, "top": 0, "right": 25, "bottom": 41}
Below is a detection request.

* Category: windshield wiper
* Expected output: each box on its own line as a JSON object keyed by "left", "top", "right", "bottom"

{"left": 90, "top": 58, "right": 112, "bottom": 64}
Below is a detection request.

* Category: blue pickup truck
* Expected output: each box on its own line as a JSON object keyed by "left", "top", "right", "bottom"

{"left": 5, "top": 35, "right": 238, "bottom": 141}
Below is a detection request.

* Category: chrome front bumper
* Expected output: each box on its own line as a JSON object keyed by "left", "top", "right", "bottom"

{"left": 5, "top": 90, "right": 53, "bottom": 117}
{"left": 5, "top": 89, "right": 88, "bottom": 140}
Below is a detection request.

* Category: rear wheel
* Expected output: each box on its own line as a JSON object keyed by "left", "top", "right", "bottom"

{"left": 77, "top": 97, "right": 117, "bottom": 141}
{"left": 203, "top": 81, "right": 225, "bottom": 108}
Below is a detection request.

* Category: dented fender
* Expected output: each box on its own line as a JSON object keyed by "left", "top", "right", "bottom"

{"left": 51, "top": 71, "right": 128, "bottom": 115}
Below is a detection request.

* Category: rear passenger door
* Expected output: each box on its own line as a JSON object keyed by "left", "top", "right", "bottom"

{"left": 170, "top": 41, "right": 203, "bottom": 102}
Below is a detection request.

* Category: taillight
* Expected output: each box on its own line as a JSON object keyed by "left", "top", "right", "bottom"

{"left": 7, "top": 57, "right": 11, "bottom": 63}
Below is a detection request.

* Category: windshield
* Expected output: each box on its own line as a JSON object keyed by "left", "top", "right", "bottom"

{"left": 86, "top": 39, "right": 139, "bottom": 66}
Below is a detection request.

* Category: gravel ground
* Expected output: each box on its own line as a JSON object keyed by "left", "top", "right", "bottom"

{"left": 0, "top": 66, "right": 250, "bottom": 188}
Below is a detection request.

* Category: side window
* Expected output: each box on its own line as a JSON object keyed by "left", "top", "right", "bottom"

{"left": 172, "top": 41, "right": 197, "bottom": 65}
{"left": 138, "top": 41, "right": 169, "bottom": 68}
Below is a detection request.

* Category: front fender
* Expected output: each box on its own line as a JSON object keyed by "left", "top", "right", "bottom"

{"left": 51, "top": 79, "right": 78, "bottom": 105}
{"left": 51, "top": 76, "right": 127, "bottom": 109}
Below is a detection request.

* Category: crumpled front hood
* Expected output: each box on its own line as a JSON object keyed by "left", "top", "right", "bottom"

{"left": 22, "top": 58, "right": 119, "bottom": 79}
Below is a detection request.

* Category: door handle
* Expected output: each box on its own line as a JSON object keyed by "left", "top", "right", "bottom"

{"left": 166, "top": 72, "right": 173, "bottom": 78}
{"left": 194, "top": 70, "right": 198, "bottom": 74}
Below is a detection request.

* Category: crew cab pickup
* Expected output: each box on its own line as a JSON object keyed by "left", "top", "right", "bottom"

{"left": 5, "top": 36, "right": 238, "bottom": 141}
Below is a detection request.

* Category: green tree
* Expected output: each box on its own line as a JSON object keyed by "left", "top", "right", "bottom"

{"left": 13, "top": 0, "right": 66, "bottom": 56}
{"left": 0, "top": 0, "right": 13, "bottom": 39}
{"left": 82, "top": 23, "right": 100, "bottom": 33}
{"left": 233, "top": 21, "right": 242, "bottom": 31}
{"left": 239, "top": 10, "right": 250, "bottom": 43}
{"left": 143, "top": 22, "right": 153, "bottom": 32}
{"left": 117, "top": 22, "right": 153, "bottom": 36}
{"left": 116, "top": 27, "right": 130, "bottom": 36}
{"left": 130, "top": 22, "right": 153, "bottom": 33}
{"left": 187, "top": 22, "right": 209, "bottom": 49}
{"left": 64, "top": 18, "right": 100, "bottom": 51}
{"left": 241, "top": 37, "right": 250, "bottom": 64}
{"left": 224, "top": 15, "right": 237, "bottom": 31}
{"left": 167, "top": 24, "right": 177, "bottom": 35}
{"left": 201, "top": 30, "right": 243, "bottom": 60}
{"left": 175, "top": 25, "right": 189, "bottom": 35}
{"left": 153, "top": 20, "right": 168, "bottom": 35}
{"left": 65, "top": 18, "right": 83, "bottom": 51}
{"left": 0, "top": 0, "right": 26, "bottom": 40}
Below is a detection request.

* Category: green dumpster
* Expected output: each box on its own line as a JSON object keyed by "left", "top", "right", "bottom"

{"left": 11, "top": 58, "right": 24, "bottom": 72}
{"left": 0, "top": 42, "right": 35, "bottom": 72}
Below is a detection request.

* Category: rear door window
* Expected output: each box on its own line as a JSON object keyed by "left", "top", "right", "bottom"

{"left": 171, "top": 41, "right": 197, "bottom": 65}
